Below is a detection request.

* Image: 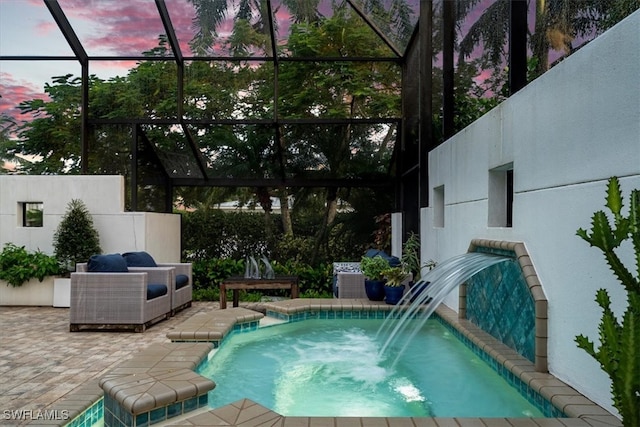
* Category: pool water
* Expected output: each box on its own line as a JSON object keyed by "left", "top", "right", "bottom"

{"left": 198, "top": 318, "right": 544, "bottom": 417}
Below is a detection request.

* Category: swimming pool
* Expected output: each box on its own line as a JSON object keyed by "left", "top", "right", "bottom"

{"left": 198, "top": 317, "right": 545, "bottom": 417}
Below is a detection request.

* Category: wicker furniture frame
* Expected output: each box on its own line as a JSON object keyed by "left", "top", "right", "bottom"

{"left": 155, "top": 262, "right": 193, "bottom": 314}
{"left": 70, "top": 263, "right": 172, "bottom": 332}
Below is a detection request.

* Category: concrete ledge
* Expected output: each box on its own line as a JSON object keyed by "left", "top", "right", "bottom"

{"left": 100, "top": 369, "right": 214, "bottom": 414}
{"left": 98, "top": 341, "right": 214, "bottom": 426}
{"left": 435, "top": 305, "right": 621, "bottom": 426}
{"left": 100, "top": 342, "right": 213, "bottom": 379}
{"left": 261, "top": 298, "right": 393, "bottom": 315}
{"left": 166, "top": 307, "right": 264, "bottom": 343}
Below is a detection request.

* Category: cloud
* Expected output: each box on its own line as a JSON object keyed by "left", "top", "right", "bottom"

{"left": 0, "top": 72, "right": 50, "bottom": 122}
{"left": 34, "top": 21, "right": 58, "bottom": 37}
{"left": 55, "top": 0, "right": 198, "bottom": 55}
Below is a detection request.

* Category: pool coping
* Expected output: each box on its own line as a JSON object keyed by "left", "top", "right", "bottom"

{"left": 57, "top": 300, "right": 621, "bottom": 427}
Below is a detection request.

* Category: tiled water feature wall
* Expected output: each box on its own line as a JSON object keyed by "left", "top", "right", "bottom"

{"left": 461, "top": 240, "right": 548, "bottom": 372}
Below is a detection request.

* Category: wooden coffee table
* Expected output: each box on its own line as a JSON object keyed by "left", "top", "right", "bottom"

{"left": 219, "top": 276, "right": 299, "bottom": 309}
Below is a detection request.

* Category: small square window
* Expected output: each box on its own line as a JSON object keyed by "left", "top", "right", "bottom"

{"left": 21, "top": 202, "right": 43, "bottom": 227}
{"left": 488, "top": 165, "right": 513, "bottom": 228}
{"left": 433, "top": 185, "right": 445, "bottom": 228}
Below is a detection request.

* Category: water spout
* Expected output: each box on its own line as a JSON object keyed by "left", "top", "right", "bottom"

{"left": 377, "top": 252, "right": 509, "bottom": 368}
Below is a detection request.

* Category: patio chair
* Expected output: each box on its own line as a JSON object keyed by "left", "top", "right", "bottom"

{"left": 70, "top": 254, "right": 172, "bottom": 332}
{"left": 332, "top": 260, "right": 412, "bottom": 300}
{"left": 122, "top": 251, "right": 193, "bottom": 315}
{"left": 333, "top": 262, "right": 365, "bottom": 299}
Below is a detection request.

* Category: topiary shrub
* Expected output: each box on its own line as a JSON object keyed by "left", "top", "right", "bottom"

{"left": 575, "top": 176, "right": 640, "bottom": 426}
{"left": 53, "top": 199, "right": 102, "bottom": 273}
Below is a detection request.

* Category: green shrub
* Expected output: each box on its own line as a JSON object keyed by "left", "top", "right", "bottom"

{"left": 182, "top": 210, "right": 279, "bottom": 261}
{"left": 191, "top": 257, "right": 333, "bottom": 301}
{"left": 53, "top": 199, "right": 101, "bottom": 272}
{"left": 360, "top": 255, "right": 390, "bottom": 280}
{"left": 0, "top": 243, "right": 61, "bottom": 287}
{"left": 181, "top": 209, "right": 374, "bottom": 266}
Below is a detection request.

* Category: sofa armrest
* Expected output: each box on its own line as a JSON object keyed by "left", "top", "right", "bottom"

{"left": 156, "top": 263, "right": 192, "bottom": 278}
{"left": 128, "top": 266, "right": 176, "bottom": 288}
{"left": 70, "top": 272, "right": 149, "bottom": 324}
{"left": 156, "top": 263, "right": 192, "bottom": 312}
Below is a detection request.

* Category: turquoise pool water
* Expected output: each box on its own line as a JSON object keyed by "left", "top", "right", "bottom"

{"left": 198, "top": 318, "right": 545, "bottom": 417}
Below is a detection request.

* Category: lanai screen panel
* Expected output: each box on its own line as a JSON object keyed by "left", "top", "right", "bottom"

{"left": 57, "top": 0, "right": 169, "bottom": 57}
{"left": 349, "top": 0, "right": 420, "bottom": 53}
{"left": 167, "top": 0, "right": 272, "bottom": 57}
{"left": 183, "top": 60, "right": 274, "bottom": 121}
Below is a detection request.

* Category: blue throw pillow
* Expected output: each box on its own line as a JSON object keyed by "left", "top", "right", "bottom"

{"left": 364, "top": 249, "right": 401, "bottom": 267}
{"left": 146, "top": 284, "right": 168, "bottom": 300}
{"left": 87, "top": 254, "right": 128, "bottom": 272}
{"left": 122, "top": 251, "right": 157, "bottom": 267}
{"left": 176, "top": 274, "right": 189, "bottom": 289}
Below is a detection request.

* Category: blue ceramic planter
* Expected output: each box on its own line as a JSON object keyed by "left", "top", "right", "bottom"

{"left": 384, "top": 285, "right": 404, "bottom": 305}
{"left": 364, "top": 279, "right": 386, "bottom": 301}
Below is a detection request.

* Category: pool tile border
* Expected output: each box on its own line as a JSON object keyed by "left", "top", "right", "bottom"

{"left": 56, "top": 299, "right": 621, "bottom": 427}
{"left": 258, "top": 299, "right": 620, "bottom": 426}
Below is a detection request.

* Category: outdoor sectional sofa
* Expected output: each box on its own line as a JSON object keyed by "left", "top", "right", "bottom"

{"left": 121, "top": 251, "right": 193, "bottom": 315}
{"left": 69, "top": 252, "right": 192, "bottom": 332}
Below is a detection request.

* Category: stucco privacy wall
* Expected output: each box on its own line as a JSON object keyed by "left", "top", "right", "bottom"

{"left": 0, "top": 175, "right": 181, "bottom": 263}
{"left": 420, "top": 10, "right": 640, "bottom": 417}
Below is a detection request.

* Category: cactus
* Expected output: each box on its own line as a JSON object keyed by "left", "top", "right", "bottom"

{"left": 575, "top": 176, "right": 640, "bottom": 426}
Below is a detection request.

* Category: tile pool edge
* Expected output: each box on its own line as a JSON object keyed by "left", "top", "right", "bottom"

{"left": 260, "top": 298, "right": 620, "bottom": 425}
{"left": 52, "top": 300, "right": 621, "bottom": 427}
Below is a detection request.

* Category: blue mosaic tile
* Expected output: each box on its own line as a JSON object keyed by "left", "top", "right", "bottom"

{"left": 198, "top": 393, "right": 208, "bottom": 407}
{"left": 167, "top": 401, "right": 183, "bottom": 419}
{"left": 184, "top": 396, "right": 199, "bottom": 412}
{"left": 120, "top": 409, "right": 132, "bottom": 426}
{"left": 135, "top": 412, "right": 149, "bottom": 427}
{"left": 432, "top": 314, "right": 564, "bottom": 418}
{"left": 466, "top": 250, "right": 536, "bottom": 363}
{"left": 149, "top": 406, "right": 166, "bottom": 425}
{"left": 103, "top": 409, "right": 114, "bottom": 427}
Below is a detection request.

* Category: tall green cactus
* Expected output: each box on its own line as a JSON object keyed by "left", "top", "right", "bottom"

{"left": 575, "top": 176, "right": 640, "bottom": 426}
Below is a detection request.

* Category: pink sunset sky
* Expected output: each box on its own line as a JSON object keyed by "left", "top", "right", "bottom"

{"left": 1, "top": 0, "right": 516, "bottom": 129}
{"left": 1, "top": 0, "right": 203, "bottom": 123}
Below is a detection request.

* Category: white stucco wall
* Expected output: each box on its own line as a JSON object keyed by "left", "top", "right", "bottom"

{"left": 421, "top": 11, "right": 640, "bottom": 415}
{"left": 0, "top": 175, "right": 181, "bottom": 263}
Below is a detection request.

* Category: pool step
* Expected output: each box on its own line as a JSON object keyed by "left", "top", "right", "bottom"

{"left": 98, "top": 342, "right": 214, "bottom": 427}
{"left": 166, "top": 307, "right": 264, "bottom": 345}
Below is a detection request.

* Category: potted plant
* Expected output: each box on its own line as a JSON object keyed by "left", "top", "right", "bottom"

{"left": 0, "top": 243, "right": 61, "bottom": 306}
{"left": 52, "top": 199, "right": 101, "bottom": 307}
{"left": 382, "top": 266, "right": 409, "bottom": 305}
{"left": 360, "top": 255, "right": 390, "bottom": 301}
{"left": 401, "top": 232, "right": 422, "bottom": 281}
{"left": 400, "top": 232, "right": 437, "bottom": 303}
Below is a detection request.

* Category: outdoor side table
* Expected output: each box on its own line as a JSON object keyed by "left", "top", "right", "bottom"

{"left": 219, "top": 276, "right": 299, "bottom": 309}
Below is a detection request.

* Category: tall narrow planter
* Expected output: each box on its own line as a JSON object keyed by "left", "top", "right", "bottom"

{"left": 53, "top": 278, "right": 71, "bottom": 308}
{"left": 0, "top": 276, "right": 55, "bottom": 306}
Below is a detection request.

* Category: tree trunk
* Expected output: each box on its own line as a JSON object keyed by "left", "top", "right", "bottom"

{"left": 533, "top": 0, "right": 551, "bottom": 76}
{"left": 256, "top": 186, "right": 273, "bottom": 238}
{"left": 278, "top": 187, "right": 293, "bottom": 235}
{"left": 310, "top": 187, "right": 338, "bottom": 265}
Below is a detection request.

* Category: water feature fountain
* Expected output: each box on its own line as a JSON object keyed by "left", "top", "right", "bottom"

{"left": 377, "top": 252, "right": 510, "bottom": 367}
